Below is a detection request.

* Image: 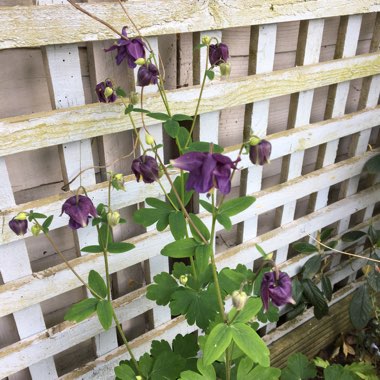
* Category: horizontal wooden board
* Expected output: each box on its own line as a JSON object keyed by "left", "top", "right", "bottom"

{"left": 0, "top": 52, "right": 379, "bottom": 157}
{"left": 0, "top": 1, "right": 379, "bottom": 49}
{"left": 1, "top": 109, "right": 379, "bottom": 246}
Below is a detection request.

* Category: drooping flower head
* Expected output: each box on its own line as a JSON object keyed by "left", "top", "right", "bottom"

{"left": 137, "top": 63, "right": 159, "bottom": 87}
{"left": 171, "top": 152, "right": 240, "bottom": 195}
{"left": 131, "top": 155, "right": 159, "bottom": 184}
{"left": 9, "top": 218, "right": 28, "bottom": 236}
{"left": 95, "top": 79, "right": 117, "bottom": 103}
{"left": 209, "top": 43, "right": 229, "bottom": 66}
{"left": 261, "top": 271, "right": 295, "bottom": 311}
{"left": 61, "top": 195, "right": 98, "bottom": 230}
{"left": 249, "top": 139, "right": 272, "bottom": 166}
{"left": 105, "top": 27, "right": 146, "bottom": 68}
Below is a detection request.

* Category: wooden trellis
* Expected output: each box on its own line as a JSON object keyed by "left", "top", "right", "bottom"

{"left": 0, "top": 1, "right": 379, "bottom": 379}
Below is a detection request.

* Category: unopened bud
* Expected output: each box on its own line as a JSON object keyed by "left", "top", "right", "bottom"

{"left": 135, "top": 58, "right": 146, "bottom": 65}
{"left": 179, "top": 275, "right": 188, "bottom": 286}
{"left": 201, "top": 35, "right": 211, "bottom": 45}
{"left": 129, "top": 91, "right": 140, "bottom": 105}
{"left": 15, "top": 212, "right": 28, "bottom": 221}
{"left": 249, "top": 136, "right": 261, "bottom": 146}
{"left": 220, "top": 62, "right": 231, "bottom": 77}
{"left": 107, "top": 211, "right": 120, "bottom": 227}
{"left": 266, "top": 253, "right": 274, "bottom": 260}
{"left": 31, "top": 224, "right": 42, "bottom": 236}
{"left": 136, "top": 376, "right": 143, "bottom": 380}
{"left": 112, "top": 173, "right": 125, "bottom": 191}
{"left": 114, "top": 173, "right": 123, "bottom": 181}
{"left": 232, "top": 290, "right": 248, "bottom": 311}
{"left": 104, "top": 87, "right": 114, "bottom": 98}
{"left": 145, "top": 133, "right": 155, "bottom": 146}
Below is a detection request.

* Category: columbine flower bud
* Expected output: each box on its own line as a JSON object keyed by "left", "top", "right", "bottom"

{"left": 137, "top": 63, "right": 159, "bottom": 87}
{"left": 31, "top": 224, "right": 42, "bottom": 236}
{"left": 135, "top": 58, "right": 146, "bottom": 65}
{"left": 14, "top": 212, "right": 28, "bottom": 221}
{"left": 179, "top": 275, "right": 188, "bottom": 286}
{"left": 145, "top": 133, "right": 155, "bottom": 146}
{"left": 112, "top": 173, "right": 125, "bottom": 191}
{"left": 249, "top": 139, "right": 272, "bottom": 166}
{"left": 129, "top": 91, "right": 140, "bottom": 105}
{"left": 9, "top": 218, "right": 28, "bottom": 236}
{"left": 136, "top": 376, "right": 143, "bottom": 380}
{"left": 201, "top": 35, "right": 211, "bottom": 45}
{"left": 249, "top": 135, "right": 261, "bottom": 146}
{"left": 219, "top": 62, "right": 231, "bottom": 78}
{"left": 107, "top": 211, "right": 120, "bottom": 227}
{"left": 131, "top": 155, "right": 159, "bottom": 184}
{"left": 232, "top": 290, "right": 248, "bottom": 311}
{"left": 209, "top": 43, "right": 229, "bottom": 66}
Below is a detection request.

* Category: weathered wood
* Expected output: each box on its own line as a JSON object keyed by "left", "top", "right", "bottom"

{"left": 1, "top": 1, "right": 380, "bottom": 49}
{"left": 1, "top": 52, "right": 379, "bottom": 158}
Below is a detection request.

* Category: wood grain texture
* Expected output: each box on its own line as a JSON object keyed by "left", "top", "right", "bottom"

{"left": 1, "top": 0, "right": 380, "bottom": 49}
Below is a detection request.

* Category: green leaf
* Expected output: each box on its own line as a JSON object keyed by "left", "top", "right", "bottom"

{"left": 341, "top": 230, "right": 367, "bottom": 242}
{"left": 169, "top": 173, "right": 193, "bottom": 209}
{"left": 81, "top": 245, "right": 103, "bottom": 253}
{"left": 97, "top": 300, "right": 113, "bottom": 330}
{"left": 368, "top": 270, "right": 380, "bottom": 291}
{"left": 321, "top": 275, "right": 333, "bottom": 301}
{"left": 231, "top": 323, "right": 270, "bottom": 367}
{"left": 146, "top": 112, "right": 170, "bottom": 121}
{"left": 138, "top": 353, "right": 154, "bottom": 378}
{"left": 169, "top": 211, "right": 187, "bottom": 240}
{"left": 368, "top": 225, "right": 379, "bottom": 246}
{"left": 324, "top": 364, "right": 359, "bottom": 380}
{"left": 281, "top": 353, "right": 317, "bottom": 380}
{"left": 320, "top": 228, "right": 334, "bottom": 242}
{"left": 292, "top": 277, "right": 304, "bottom": 304}
{"left": 325, "top": 240, "right": 338, "bottom": 250}
{"left": 302, "top": 255, "right": 322, "bottom": 279}
{"left": 195, "top": 244, "right": 211, "bottom": 277}
{"left": 205, "top": 69, "right": 215, "bottom": 80}
{"left": 234, "top": 297, "right": 262, "bottom": 324}
{"left": 132, "top": 107, "right": 150, "bottom": 113}
{"left": 42, "top": 215, "right": 54, "bottom": 229}
{"left": 64, "top": 298, "right": 98, "bottom": 322}
{"left": 180, "top": 371, "right": 204, "bottom": 380}
{"left": 30, "top": 212, "right": 47, "bottom": 219}
{"left": 216, "top": 213, "right": 232, "bottom": 230}
{"left": 364, "top": 154, "right": 380, "bottom": 174}
{"left": 237, "top": 357, "right": 254, "bottom": 379}
{"left": 177, "top": 127, "right": 191, "bottom": 150}
{"left": 345, "top": 362, "right": 378, "bottom": 379}
{"left": 199, "top": 200, "right": 214, "bottom": 213}
{"left": 302, "top": 279, "right": 329, "bottom": 319}
{"left": 146, "top": 272, "right": 178, "bottom": 305}
{"left": 124, "top": 104, "right": 133, "bottom": 115}
{"left": 286, "top": 302, "right": 306, "bottom": 320}
{"left": 293, "top": 242, "right": 318, "bottom": 253}
{"left": 107, "top": 242, "right": 135, "bottom": 254}
{"left": 189, "top": 213, "right": 210, "bottom": 242}
{"left": 150, "top": 350, "right": 186, "bottom": 380}
{"left": 162, "top": 238, "right": 200, "bottom": 258}
{"left": 88, "top": 270, "right": 107, "bottom": 299}
{"left": 349, "top": 285, "right": 372, "bottom": 329}
{"left": 186, "top": 141, "right": 224, "bottom": 153}
{"left": 164, "top": 119, "right": 180, "bottom": 138}
{"left": 313, "top": 357, "right": 330, "bottom": 368}
{"left": 172, "top": 114, "right": 193, "bottom": 121}
{"left": 114, "top": 363, "right": 136, "bottom": 380}
{"left": 115, "top": 87, "right": 127, "bottom": 97}
{"left": 219, "top": 196, "right": 255, "bottom": 217}
{"left": 145, "top": 197, "right": 173, "bottom": 210}
{"left": 98, "top": 224, "right": 113, "bottom": 249}
{"left": 172, "top": 333, "right": 199, "bottom": 359}
{"left": 255, "top": 244, "right": 267, "bottom": 258}
{"left": 197, "top": 358, "right": 216, "bottom": 379}
{"left": 194, "top": 43, "right": 206, "bottom": 49}
{"left": 133, "top": 207, "right": 169, "bottom": 227}
{"left": 248, "top": 365, "right": 281, "bottom": 380}
{"left": 219, "top": 268, "right": 246, "bottom": 295}
{"left": 150, "top": 340, "right": 172, "bottom": 358}
{"left": 203, "top": 323, "right": 233, "bottom": 365}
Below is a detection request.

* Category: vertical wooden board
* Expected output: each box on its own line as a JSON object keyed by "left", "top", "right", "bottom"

{"left": 237, "top": 24, "right": 277, "bottom": 243}
{"left": 274, "top": 19, "right": 324, "bottom": 264}
{"left": 0, "top": 159, "right": 58, "bottom": 379}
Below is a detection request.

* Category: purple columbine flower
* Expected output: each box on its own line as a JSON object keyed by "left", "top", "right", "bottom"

{"left": 249, "top": 140, "right": 272, "bottom": 166}
{"left": 105, "top": 27, "right": 145, "bottom": 68}
{"left": 95, "top": 79, "right": 117, "bottom": 103}
{"left": 137, "top": 63, "right": 159, "bottom": 87}
{"left": 209, "top": 43, "right": 229, "bottom": 66}
{"left": 261, "top": 271, "right": 295, "bottom": 311}
{"left": 131, "top": 155, "right": 159, "bottom": 184}
{"left": 9, "top": 218, "right": 28, "bottom": 236}
{"left": 61, "top": 195, "right": 98, "bottom": 230}
{"left": 171, "top": 152, "right": 240, "bottom": 195}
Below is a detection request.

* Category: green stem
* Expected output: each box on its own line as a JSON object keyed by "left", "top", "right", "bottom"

{"left": 225, "top": 343, "right": 233, "bottom": 380}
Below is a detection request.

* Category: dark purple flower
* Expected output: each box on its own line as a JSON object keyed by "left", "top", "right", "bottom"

{"left": 171, "top": 152, "right": 240, "bottom": 195}
{"left": 249, "top": 139, "right": 272, "bottom": 166}
{"left": 105, "top": 27, "right": 145, "bottom": 68}
{"left": 209, "top": 43, "right": 229, "bottom": 66}
{"left": 9, "top": 218, "right": 28, "bottom": 236}
{"left": 61, "top": 195, "right": 98, "bottom": 230}
{"left": 261, "top": 271, "right": 295, "bottom": 311}
{"left": 95, "top": 79, "right": 117, "bottom": 103}
{"left": 137, "top": 63, "right": 159, "bottom": 87}
{"left": 131, "top": 155, "right": 159, "bottom": 184}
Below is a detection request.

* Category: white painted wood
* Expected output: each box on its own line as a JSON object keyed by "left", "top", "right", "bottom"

{"left": 0, "top": 159, "right": 58, "bottom": 379}
{"left": 40, "top": 0, "right": 118, "bottom": 357}
{"left": 275, "top": 19, "right": 324, "bottom": 264}
{"left": 238, "top": 24, "right": 277, "bottom": 242}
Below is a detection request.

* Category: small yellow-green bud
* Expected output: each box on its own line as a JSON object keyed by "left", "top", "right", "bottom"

{"left": 112, "top": 173, "right": 125, "bottom": 191}
{"left": 135, "top": 58, "right": 146, "bottom": 66}
{"left": 266, "top": 252, "right": 274, "bottom": 260}
{"left": 249, "top": 135, "right": 261, "bottom": 146}
{"left": 145, "top": 133, "right": 155, "bottom": 146}
{"left": 107, "top": 211, "right": 120, "bottom": 227}
{"left": 130, "top": 91, "right": 140, "bottom": 105}
{"left": 201, "top": 35, "right": 211, "bottom": 45}
{"left": 15, "top": 212, "right": 28, "bottom": 221}
{"left": 232, "top": 290, "right": 248, "bottom": 311}
{"left": 114, "top": 173, "right": 124, "bottom": 182}
{"left": 179, "top": 275, "right": 188, "bottom": 286}
{"left": 104, "top": 86, "right": 114, "bottom": 99}
{"left": 136, "top": 376, "right": 143, "bottom": 380}
{"left": 31, "top": 224, "right": 41, "bottom": 236}
{"left": 219, "top": 62, "right": 231, "bottom": 78}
